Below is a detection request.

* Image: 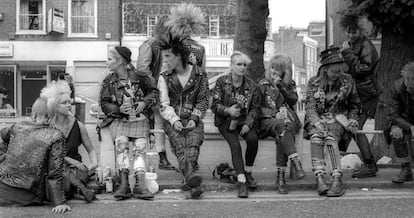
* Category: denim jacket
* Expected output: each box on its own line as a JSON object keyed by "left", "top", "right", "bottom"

{"left": 99, "top": 67, "right": 159, "bottom": 128}
{"left": 158, "top": 65, "right": 209, "bottom": 125}
{"left": 211, "top": 73, "right": 261, "bottom": 129}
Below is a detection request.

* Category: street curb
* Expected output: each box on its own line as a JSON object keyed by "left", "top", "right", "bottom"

{"left": 158, "top": 180, "right": 414, "bottom": 192}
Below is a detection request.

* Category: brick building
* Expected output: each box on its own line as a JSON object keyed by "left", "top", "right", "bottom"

{"left": 273, "top": 26, "right": 318, "bottom": 110}
{"left": 0, "top": 0, "right": 274, "bottom": 119}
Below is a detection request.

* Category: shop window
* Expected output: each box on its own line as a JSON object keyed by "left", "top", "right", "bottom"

{"left": 16, "top": 0, "right": 46, "bottom": 34}
{"left": 0, "top": 66, "right": 17, "bottom": 117}
{"left": 69, "top": 0, "right": 97, "bottom": 37}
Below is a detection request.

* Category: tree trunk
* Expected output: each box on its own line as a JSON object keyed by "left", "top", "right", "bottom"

{"left": 372, "top": 27, "right": 414, "bottom": 161}
{"left": 234, "top": 0, "right": 269, "bottom": 82}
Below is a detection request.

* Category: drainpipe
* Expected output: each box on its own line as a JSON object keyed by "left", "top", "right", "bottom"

{"left": 119, "top": 0, "right": 123, "bottom": 46}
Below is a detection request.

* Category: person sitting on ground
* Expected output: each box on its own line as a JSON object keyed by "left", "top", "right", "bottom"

{"left": 41, "top": 80, "right": 98, "bottom": 203}
{"left": 339, "top": 13, "right": 380, "bottom": 178}
{"left": 212, "top": 51, "right": 261, "bottom": 198}
{"left": 157, "top": 34, "right": 209, "bottom": 199}
{"left": 385, "top": 62, "right": 414, "bottom": 184}
{"left": 99, "top": 46, "right": 158, "bottom": 201}
{"left": 304, "top": 47, "right": 360, "bottom": 197}
{"left": 0, "top": 98, "right": 71, "bottom": 213}
{"left": 258, "top": 55, "right": 306, "bottom": 195}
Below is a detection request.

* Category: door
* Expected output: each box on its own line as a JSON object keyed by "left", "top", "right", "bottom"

{"left": 21, "top": 66, "right": 46, "bottom": 116}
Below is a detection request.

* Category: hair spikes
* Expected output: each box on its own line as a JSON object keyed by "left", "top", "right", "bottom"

{"left": 340, "top": 13, "right": 360, "bottom": 30}
{"left": 165, "top": 3, "right": 206, "bottom": 37}
{"left": 40, "top": 80, "right": 71, "bottom": 100}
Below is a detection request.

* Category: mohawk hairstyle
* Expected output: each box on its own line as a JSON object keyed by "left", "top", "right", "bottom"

{"left": 40, "top": 80, "right": 71, "bottom": 114}
{"left": 157, "top": 33, "right": 190, "bottom": 68}
{"left": 165, "top": 3, "right": 206, "bottom": 37}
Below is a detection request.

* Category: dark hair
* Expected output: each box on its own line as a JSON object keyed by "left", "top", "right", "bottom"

{"left": 58, "top": 73, "right": 66, "bottom": 80}
{"left": 340, "top": 14, "right": 359, "bottom": 31}
{"left": 157, "top": 34, "right": 190, "bottom": 68}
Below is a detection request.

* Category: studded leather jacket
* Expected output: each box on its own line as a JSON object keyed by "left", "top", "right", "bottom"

{"left": 211, "top": 73, "right": 261, "bottom": 128}
{"left": 0, "top": 121, "right": 66, "bottom": 205}
{"left": 158, "top": 65, "right": 209, "bottom": 125}
{"left": 99, "top": 67, "right": 159, "bottom": 128}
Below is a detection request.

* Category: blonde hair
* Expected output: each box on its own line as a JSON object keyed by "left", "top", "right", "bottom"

{"left": 165, "top": 3, "right": 205, "bottom": 37}
{"left": 230, "top": 51, "right": 252, "bottom": 66}
{"left": 265, "top": 55, "right": 293, "bottom": 84}
{"left": 40, "top": 80, "right": 71, "bottom": 120}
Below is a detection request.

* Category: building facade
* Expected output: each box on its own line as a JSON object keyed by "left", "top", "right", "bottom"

{"left": 273, "top": 26, "right": 318, "bottom": 110}
{"left": 0, "top": 0, "right": 274, "bottom": 119}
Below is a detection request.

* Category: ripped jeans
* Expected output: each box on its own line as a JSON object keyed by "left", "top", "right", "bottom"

{"left": 310, "top": 121, "right": 345, "bottom": 176}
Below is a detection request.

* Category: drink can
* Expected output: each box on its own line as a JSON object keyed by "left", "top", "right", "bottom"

{"left": 105, "top": 177, "right": 113, "bottom": 193}
{"left": 145, "top": 152, "right": 159, "bottom": 172}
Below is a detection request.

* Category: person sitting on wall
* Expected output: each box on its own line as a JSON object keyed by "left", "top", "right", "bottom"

{"left": 385, "top": 62, "right": 414, "bottom": 184}
{"left": 0, "top": 98, "right": 71, "bottom": 213}
{"left": 99, "top": 46, "right": 159, "bottom": 201}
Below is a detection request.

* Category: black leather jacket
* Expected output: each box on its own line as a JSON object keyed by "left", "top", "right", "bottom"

{"left": 99, "top": 67, "right": 159, "bottom": 128}
{"left": 211, "top": 74, "right": 261, "bottom": 128}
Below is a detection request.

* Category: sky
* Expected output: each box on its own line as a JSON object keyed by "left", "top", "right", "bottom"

{"left": 269, "top": 0, "right": 326, "bottom": 33}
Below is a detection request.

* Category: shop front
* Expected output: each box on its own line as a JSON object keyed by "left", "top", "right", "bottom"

{"left": 0, "top": 61, "right": 65, "bottom": 118}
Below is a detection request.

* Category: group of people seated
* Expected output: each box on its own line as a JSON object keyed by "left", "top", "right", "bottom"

{"left": 0, "top": 3, "right": 413, "bottom": 214}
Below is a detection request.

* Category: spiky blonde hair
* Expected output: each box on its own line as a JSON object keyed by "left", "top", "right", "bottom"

{"left": 40, "top": 80, "right": 71, "bottom": 115}
{"left": 165, "top": 3, "right": 205, "bottom": 37}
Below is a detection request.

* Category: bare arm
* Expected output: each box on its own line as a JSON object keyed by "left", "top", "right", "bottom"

{"left": 78, "top": 121, "right": 98, "bottom": 170}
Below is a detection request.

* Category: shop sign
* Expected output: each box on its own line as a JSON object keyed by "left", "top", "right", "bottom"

{"left": 47, "top": 8, "right": 65, "bottom": 34}
{"left": 0, "top": 44, "right": 13, "bottom": 57}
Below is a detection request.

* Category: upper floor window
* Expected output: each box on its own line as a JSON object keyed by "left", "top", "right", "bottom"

{"left": 69, "top": 0, "right": 97, "bottom": 37}
{"left": 266, "top": 18, "right": 272, "bottom": 38}
{"left": 209, "top": 15, "right": 219, "bottom": 37}
{"left": 147, "top": 15, "right": 158, "bottom": 37}
{"left": 16, "top": 0, "right": 46, "bottom": 34}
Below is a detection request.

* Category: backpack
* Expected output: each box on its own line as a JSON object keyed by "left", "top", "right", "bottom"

{"left": 212, "top": 162, "right": 237, "bottom": 184}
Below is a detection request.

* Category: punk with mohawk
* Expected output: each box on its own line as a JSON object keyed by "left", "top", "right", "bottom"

{"left": 165, "top": 3, "right": 206, "bottom": 70}
{"left": 165, "top": 3, "right": 206, "bottom": 37}
{"left": 157, "top": 14, "right": 210, "bottom": 199}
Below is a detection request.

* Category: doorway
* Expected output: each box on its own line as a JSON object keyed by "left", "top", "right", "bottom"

{"left": 21, "top": 67, "right": 46, "bottom": 116}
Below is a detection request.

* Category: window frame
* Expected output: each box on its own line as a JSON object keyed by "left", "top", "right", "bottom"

{"left": 209, "top": 15, "right": 219, "bottom": 37}
{"left": 146, "top": 14, "right": 158, "bottom": 37}
{"left": 0, "top": 65, "right": 17, "bottom": 117}
{"left": 68, "top": 0, "right": 98, "bottom": 38}
{"left": 16, "top": 0, "right": 47, "bottom": 35}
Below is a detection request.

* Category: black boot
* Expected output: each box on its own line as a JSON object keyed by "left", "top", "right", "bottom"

{"left": 352, "top": 160, "right": 377, "bottom": 178}
{"left": 316, "top": 173, "right": 329, "bottom": 196}
{"left": 327, "top": 174, "right": 345, "bottom": 197}
{"left": 181, "top": 161, "right": 202, "bottom": 191}
{"left": 237, "top": 182, "right": 248, "bottom": 198}
{"left": 190, "top": 185, "right": 204, "bottom": 199}
{"left": 68, "top": 172, "right": 96, "bottom": 203}
{"left": 245, "top": 171, "right": 257, "bottom": 189}
{"left": 159, "top": 151, "right": 175, "bottom": 170}
{"left": 113, "top": 169, "right": 132, "bottom": 200}
{"left": 392, "top": 162, "right": 413, "bottom": 183}
{"left": 132, "top": 172, "right": 154, "bottom": 200}
{"left": 290, "top": 156, "right": 306, "bottom": 180}
{"left": 276, "top": 170, "right": 288, "bottom": 194}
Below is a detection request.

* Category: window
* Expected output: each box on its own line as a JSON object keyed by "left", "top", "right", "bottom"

{"left": 147, "top": 15, "right": 158, "bottom": 36}
{"left": 0, "top": 66, "right": 17, "bottom": 117}
{"left": 16, "top": 0, "right": 46, "bottom": 34}
{"left": 69, "top": 0, "right": 97, "bottom": 37}
{"left": 209, "top": 15, "right": 219, "bottom": 36}
{"left": 266, "top": 18, "right": 272, "bottom": 38}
